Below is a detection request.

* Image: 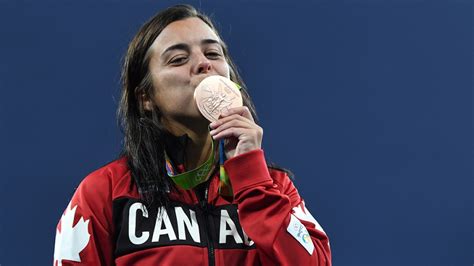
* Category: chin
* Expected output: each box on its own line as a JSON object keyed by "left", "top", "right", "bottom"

{"left": 176, "top": 113, "right": 209, "bottom": 125}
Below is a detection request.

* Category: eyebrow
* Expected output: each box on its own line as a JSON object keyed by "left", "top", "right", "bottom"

{"left": 161, "top": 39, "right": 222, "bottom": 57}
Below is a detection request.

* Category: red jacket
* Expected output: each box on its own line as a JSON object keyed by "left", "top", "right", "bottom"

{"left": 54, "top": 149, "right": 331, "bottom": 265}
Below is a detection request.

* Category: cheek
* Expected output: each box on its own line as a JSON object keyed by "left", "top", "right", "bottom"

{"left": 219, "top": 62, "right": 231, "bottom": 79}
{"left": 151, "top": 70, "right": 188, "bottom": 96}
{"left": 152, "top": 74, "right": 194, "bottom": 109}
{"left": 153, "top": 69, "right": 184, "bottom": 87}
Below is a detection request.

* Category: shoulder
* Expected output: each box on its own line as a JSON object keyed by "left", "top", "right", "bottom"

{"left": 268, "top": 165, "right": 301, "bottom": 206}
{"left": 268, "top": 163, "right": 295, "bottom": 186}
{"left": 84, "top": 157, "right": 129, "bottom": 181}
{"left": 60, "top": 157, "right": 133, "bottom": 238}
{"left": 76, "top": 156, "right": 136, "bottom": 201}
{"left": 80, "top": 157, "right": 129, "bottom": 188}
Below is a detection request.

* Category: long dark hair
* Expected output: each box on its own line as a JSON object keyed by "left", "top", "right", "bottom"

{"left": 117, "top": 5, "right": 258, "bottom": 207}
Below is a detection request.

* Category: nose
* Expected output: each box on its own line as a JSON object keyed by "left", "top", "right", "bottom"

{"left": 196, "top": 60, "right": 211, "bottom": 74}
{"left": 193, "top": 53, "right": 212, "bottom": 75}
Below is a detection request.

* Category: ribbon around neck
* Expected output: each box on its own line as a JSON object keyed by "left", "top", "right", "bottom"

{"left": 165, "top": 139, "right": 233, "bottom": 197}
{"left": 165, "top": 139, "right": 217, "bottom": 190}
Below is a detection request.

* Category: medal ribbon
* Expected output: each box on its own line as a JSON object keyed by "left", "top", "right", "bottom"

{"left": 165, "top": 138, "right": 233, "bottom": 196}
{"left": 218, "top": 139, "right": 232, "bottom": 196}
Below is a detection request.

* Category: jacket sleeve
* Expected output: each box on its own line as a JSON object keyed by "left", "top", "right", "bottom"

{"left": 224, "top": 149, "right": 331, "bottom": 266}
{"left": 53, "top": 169, "right": 115, "bottom": 266}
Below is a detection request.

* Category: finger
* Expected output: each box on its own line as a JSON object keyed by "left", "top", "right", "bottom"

{"left": 220, "top": 106, "right": 254, "bottom": 122}
{"left": 212, "top": 126, "right": 263, "bottom": 142}
{"left": 211, "top": 127, "right": 250, "bottom": 141}
{"left": 210, "top": 114, "right": 254, "bottom": 130}
{"left": 209, "top": 119, "right": 251, "bottom": 136}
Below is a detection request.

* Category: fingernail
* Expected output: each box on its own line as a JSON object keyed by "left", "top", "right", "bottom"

{"left": 210, "top": 129, "right": 216, "bottom": 135}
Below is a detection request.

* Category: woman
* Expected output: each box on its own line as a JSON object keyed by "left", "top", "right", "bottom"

{"left": 54, "top": 4, "right": 331, "bottom": 266}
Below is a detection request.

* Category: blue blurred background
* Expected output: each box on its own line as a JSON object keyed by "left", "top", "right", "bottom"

{"left": 0, "top": 0, "right": 471, "bottom": 265}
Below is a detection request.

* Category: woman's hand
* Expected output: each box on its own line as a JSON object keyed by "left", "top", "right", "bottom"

{"left": 209, "top": 106, "right": 263, "bottom": 159}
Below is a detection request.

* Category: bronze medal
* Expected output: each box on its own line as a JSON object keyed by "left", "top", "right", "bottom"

{"left": 194, "top": 75, "right": 243, "bottom": 122}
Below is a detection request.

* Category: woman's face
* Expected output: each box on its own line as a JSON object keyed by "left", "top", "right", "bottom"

{"left": 144, "top": 17, "right": 230, "bottom": 128}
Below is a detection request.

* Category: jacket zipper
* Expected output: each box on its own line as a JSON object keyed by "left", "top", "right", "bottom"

{"left": 199, "top": 184, "right": 215, "bottom": 266}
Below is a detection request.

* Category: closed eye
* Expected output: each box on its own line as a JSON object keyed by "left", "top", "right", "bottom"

{"left": 169, "top": 56, "right": 188, "bottom": 65}
{"left": 206, "top": 51, "right": 222, "bottom": 59}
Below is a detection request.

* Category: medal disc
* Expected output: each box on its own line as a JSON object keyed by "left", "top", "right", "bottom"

{"left": 194, "top": 76, "right": 243, "bottom": 122}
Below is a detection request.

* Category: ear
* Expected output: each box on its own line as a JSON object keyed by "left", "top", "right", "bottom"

{"left": 141, "top": 93, "right": 153, "bottom": 111}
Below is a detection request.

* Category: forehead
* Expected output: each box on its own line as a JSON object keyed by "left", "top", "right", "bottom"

{"left": 149, "top": 17, "right": 221, "bottom": 57}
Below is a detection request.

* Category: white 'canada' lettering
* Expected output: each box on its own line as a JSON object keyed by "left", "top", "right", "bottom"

{"left": 242, "top": 227, "right": 254, "bottom": 246}
{"left": 127, "top": 203, "right": 253, "bottom": 246}
{"left": 175, "top": 207, "right": 200, "bottom": 242}
{"left": 129, "top": 202, "right": 149, "bottom": 245}
{"left": 219, "top": 209, "right": 243, "bottom": 244}
{"left": 152, "top": 207, "right": 177, "bottom": 242}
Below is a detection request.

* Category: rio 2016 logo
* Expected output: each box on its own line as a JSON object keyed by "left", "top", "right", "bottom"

{"left": 302, "top": 233, "right": 311, "bottom": 244}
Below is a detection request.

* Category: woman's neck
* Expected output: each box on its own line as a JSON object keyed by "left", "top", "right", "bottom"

{"left": 163, "top": 118, "right": 213, "bottom": 170}
{"left": 184, "top": 132, "right": 213, "bottom": 170}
